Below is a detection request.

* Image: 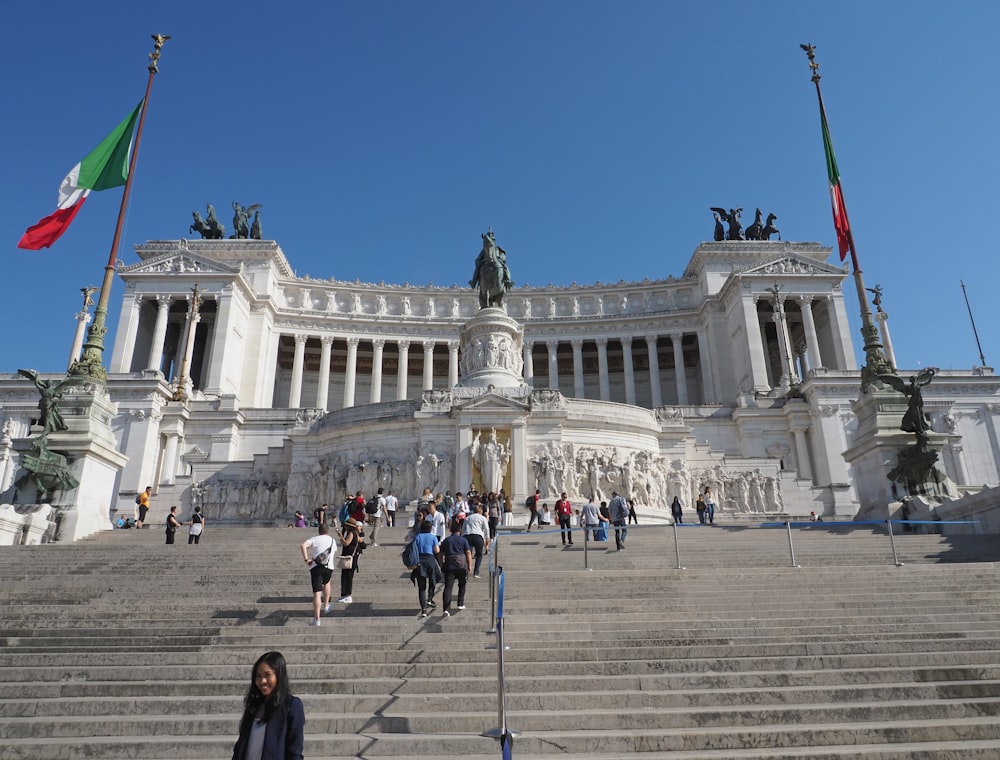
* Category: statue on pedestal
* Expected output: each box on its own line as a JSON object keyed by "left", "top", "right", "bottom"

{"left": 881, "top": 369, "right": 935, "bottom": 440}
{"left": 470, "top": 229, "right": 514, "bottom": 308}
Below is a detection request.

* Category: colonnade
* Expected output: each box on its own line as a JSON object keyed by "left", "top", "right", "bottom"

{"left": 273, "top": 331, "right": 706, "bottom": 412}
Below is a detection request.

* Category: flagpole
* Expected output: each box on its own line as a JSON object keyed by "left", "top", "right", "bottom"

{"left": 69, "top": 34, "right": 169, "bottom": 385}
{"left": 801, "top": 44, "right": 894, "bottom": 388}
{"left": 960, "top": 280, "right": 987, "bottom": 368}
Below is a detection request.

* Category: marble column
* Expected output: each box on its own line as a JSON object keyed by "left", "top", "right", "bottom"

{"left": 343, "top": 337, "right": 359, "bottom": 408}
{"left": 370, "top": 338, "right": 385, "bottom": 403}
{"left": 546, "top": 339, "right": 559, "bottom": 390}
{"left": 111, "top": 293, "right": 143, "bottom": 372}
{"left": 316, "top": 336, "right": 333, "bottom": 411}
{"left": 522, "top": 341, "right": 534, "bottom": 386}
{"left": 596, "top": 338, "right": 610, "bottom": 401}
{"left": 824, "top": 294, "right": 853, "bottom": 370}
{"left": 422, "top": 340, "right": 436, "bottom": 391}
{"left": 571, "top": 339, "right": 585, "bottom": 399}
{"left": 792, "top": 426, "right": 813, "bottom": 481}
{"left": 645, "top": 335, "right": 662, "bottom": 408}
{"left": 288, "top": 334, "right": 307, "bottom": 408}
{"left": 742, "top": 294, "right": 770, "bottom": 391}
{"left": 769, "top": 292, "right": 799, "bottom": 385}
{"left": 671, "top": 332, "right": 688, "bottom": 405}
{"left": 178, "top": 308, "right": 202, "bottom": 399}
{"left": 876, "top": 311, "right": 897, "bottom": 369}
{"left": 697, "top": 329, "right": 715, "bottom": 404}
{"left": 798, "top": 296, "right": 824, "bottom": 370}
{"left": 68, "top": 311, "right": 91, "bottom": 370}
{"left": 447, "top": 340, "right": 459, "bottom": 389}
{"left": 147, "top": 295, "right": 172, "bottom": 372}
{"left": 160, "top": 431, "right": 180, "bottom": 486}
{"left": 621, "top": 337, "right": 636, "bottom": 406}
{"left": 396, "top": 340, "right": 410, "bottom": 401}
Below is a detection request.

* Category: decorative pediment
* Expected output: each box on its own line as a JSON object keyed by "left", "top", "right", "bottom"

{"left": 452, "top": 387, "right": 533, "bottom": 411}
{"left": 740, "top": 254, "right": 845, "bottom": 277}
{"left": 121, "top": 251, "right": 239, "bottom": 276}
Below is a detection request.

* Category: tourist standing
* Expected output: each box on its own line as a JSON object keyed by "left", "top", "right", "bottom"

{"left": 671, "top": 496, "right": 683, "bottom": 524}
{"left": 581, "top": 496, "right": 600, "bottom": 541}
{"left": 231, "top": 650, "right": 304, "bottom": 760}
{"left": 188, "top": 506, "right": 205, "bottom": 544}
{"left": 696, "top": 494, "right": 707, "bottom": 524}
{"left": 555, "top": 492, "right": 574, "bottom": 545}
{"left": 336, "top": 518, "right": 364, "bottom": 604}
{"left": 703, "top": 486, "right": 717, "bottom": 525}
{"left": 485, "top": 492, "right": 500, "bottom": 539}
{"left": 627, "top": 497, "right": 639, "bottom": 525}
{"left": 165, "top": 506, "right": 182, "bottom": 545}
{"left": 301, "top": 524, "right": 335, "bottom": 626}
{"left": 440, "top": 522, "right": 473, "bottom": 616}
{"left": 609, "top": 491, "right": 629, "bottom": 551}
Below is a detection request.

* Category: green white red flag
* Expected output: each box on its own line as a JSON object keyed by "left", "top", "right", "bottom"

{"left": 818, "top": 93, "right": 853, "bottom": 262}
{"left": 18, "top": 101, "right": 143, "bottom": 250}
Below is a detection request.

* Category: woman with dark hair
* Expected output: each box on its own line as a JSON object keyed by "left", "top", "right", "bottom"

{"left": 336, "top": 517, "right": 364, "bottom": 604}
{"left": 410, "top": 519, "right": 442, "bottom": 618}
{"left": 232, "top": 651, "right": 304, "bottom": 760}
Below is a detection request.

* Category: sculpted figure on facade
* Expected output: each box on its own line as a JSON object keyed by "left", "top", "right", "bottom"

{"left": 472, "top": 428, "right": 509, "bottom": 494}
{"left": 401, "top": 296, "right": 411, "bottom": 315}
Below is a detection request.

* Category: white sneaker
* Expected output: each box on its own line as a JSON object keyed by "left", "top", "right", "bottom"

{"left": 337, "top": 596, "right": 352, "bottom": 604}
{"left": 443, "top": 610, "right": 451, "bottom": 617}
{"left": 309, "top": 618, "right": 321, "bottom": 627}
{"left": 473, "top": 574, "right": 481, "bottom": 579}
{"left": 456, "top": 605, "right": 466, "bottom": 610}
{"left": 324, "top": 603, "right": 332, "bottom": 614}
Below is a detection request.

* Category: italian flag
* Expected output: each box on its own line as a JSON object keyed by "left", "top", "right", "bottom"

{"left": 18, "top": 101, "right": 143, "bottom": 250}
{"left": 818, "top": 94, "right": 853, "bottom": 263}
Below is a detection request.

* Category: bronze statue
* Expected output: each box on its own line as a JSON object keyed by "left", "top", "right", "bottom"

{"left": 470, "top": 228, "right": 514, "bottom": 309}
{"left": 80, "top": 287, "right": 98, "bottom": 311}
{"left": 881, "top": 369, "right": 936, "bottom": 439}
{"left": 710, "top": 207, "right": 743, "bottom": 240}
{"left": 231, "top": 202, "right": 250, "bottom": 239}
{"left": 250, "top": 209, "right": 263, "bottom": 240}
{"left": 745, "top": 208, "right": 765, "bottom": 240}
{"left": 712, "top": 212, "right": 725, "bottom": 242}
{"left": 16, "top": 370, "right": 83, "bottom": 436}
{"left": 190, "top": 204, "right": 225, "bottom": 239}
{"left": 866, "top": 284, "right": 884, "bottom": 313}
{"left": 762, "top": 213, "right": 780, "bottom": 241}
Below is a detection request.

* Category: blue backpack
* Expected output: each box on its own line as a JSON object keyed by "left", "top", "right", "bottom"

{"left": 401, "top": 540, "right": 420, "bottom": 569}
{"left": 337, "top": 499, "right": 352, "bottom": 525}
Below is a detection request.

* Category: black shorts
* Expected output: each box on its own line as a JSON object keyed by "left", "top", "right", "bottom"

{"left": 310, "top": 563, "right": 333, "bottom": 593}
{"left": 138, "top": 505, "right": 149, "bottom": 522}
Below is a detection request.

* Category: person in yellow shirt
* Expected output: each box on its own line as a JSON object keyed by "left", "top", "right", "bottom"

{"left": 136, "top": 486, "right": 152, "bottom": 529}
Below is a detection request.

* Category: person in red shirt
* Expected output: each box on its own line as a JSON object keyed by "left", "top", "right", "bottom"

{"left": 349, "top": 491, "right": 367, "bottom": 524}
{"left": 555, "top": 492, "right": 574, "bottom": 545}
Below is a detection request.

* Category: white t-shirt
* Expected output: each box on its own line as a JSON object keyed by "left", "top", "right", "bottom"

{"left": 428, "top": 510, "right": 446, "bottom": 540}
{"left": 462, "top": 512, "right": 489, "bottom": 540}
{"left": 385, "top": 494, "right": 398, "bottom": 512}
{"left": 305, "top": 533, "right": 336, "bottom": 564}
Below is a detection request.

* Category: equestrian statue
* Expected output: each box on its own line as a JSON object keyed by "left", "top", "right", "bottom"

{"left": 470, "top": 228, "right": 514, "bottom": 309}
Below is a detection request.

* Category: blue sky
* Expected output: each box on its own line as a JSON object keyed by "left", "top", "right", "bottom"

{"left": 3, "top": 2, "right": 998, "bottom": 376}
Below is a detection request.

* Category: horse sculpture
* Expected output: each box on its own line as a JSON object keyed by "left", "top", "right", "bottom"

{"left": 190, "top": 205, "right": 225, "bottom": 239}
{"left": 745, "top": 208, "right": 765, "bottom": 240}
{"left": 470, "top": 229, "right": 513, "bottom": 309}
{"left": 762, "top": 213, "right": 780, "bottom": 241}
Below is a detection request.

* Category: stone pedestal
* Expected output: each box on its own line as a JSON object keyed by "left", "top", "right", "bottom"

{"left": 458, "top": 307, "right": 525, "bottom": 389}
{"left": 845, "top": 388, "right": 953, "bottom": 519}
{"left": 9, "top": 387, "right": 128, "bottom": 542}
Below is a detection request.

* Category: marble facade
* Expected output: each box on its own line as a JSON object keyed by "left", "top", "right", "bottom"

{"left": 2, "top": 237, "right": 1000, "bottom": 540}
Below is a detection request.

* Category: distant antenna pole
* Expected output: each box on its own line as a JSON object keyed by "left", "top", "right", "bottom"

{"left": 961, "top": 280, "right": 987, "bottom": 368}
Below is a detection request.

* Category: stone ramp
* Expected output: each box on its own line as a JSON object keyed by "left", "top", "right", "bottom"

{"left": 3, "top": 523, "right": 1000, "bottom": 758}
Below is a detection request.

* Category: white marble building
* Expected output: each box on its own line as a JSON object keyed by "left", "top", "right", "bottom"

{"left": 2, "top": 236, "right": 999, "bottom": 535}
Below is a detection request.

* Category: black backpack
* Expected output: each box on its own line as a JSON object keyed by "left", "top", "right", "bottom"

{"left": 525, "top": 495, "right": 534, "bottom": 509}
{"left": 135, "top": 493, "right": 142, "bottom": 505}
{"left": 365, "top": 497, "right": 382, "bottom": 515}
